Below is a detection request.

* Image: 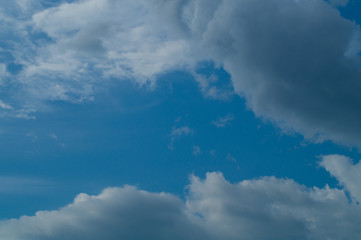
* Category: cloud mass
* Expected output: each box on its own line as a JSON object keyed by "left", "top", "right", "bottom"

{"left": 1, "top": 0, "right": 361, "bottom": 146}
{"left": 1, "top": 155, "right": 361, "bottom": 240}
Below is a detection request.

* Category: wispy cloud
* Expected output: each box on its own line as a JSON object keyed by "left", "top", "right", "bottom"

{"left": 169, "top": 126, "right": 193, "bottom": 149}
{"left": 49, "top": 133, "right": 57, "bottom": 140}
{"left": 212, "top": 114, "right": 234, "bottom": 128}
{"left": 193, "top": 146, "right": 201, "bottom": 156}
{"left": 26, "top": 132, "right": 38, "bottom": 142}
{"left": 0, "top": 100, "right": 13, "bottom": 110}
{"left": 170, "top": 126, "right": 193, "bottom": 138}
{"left": 0, "top": 176, "right": 51, "bottom": 195}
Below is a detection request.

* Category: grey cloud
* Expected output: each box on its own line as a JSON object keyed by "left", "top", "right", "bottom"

{"left": 0, "top": 186, "right": 209, "bottom": 240}
{"left": 2, "top": 167, "right": 361, "bottom": 239}
{"left": 188, "top": 0, "right": 361, "bottom": 146}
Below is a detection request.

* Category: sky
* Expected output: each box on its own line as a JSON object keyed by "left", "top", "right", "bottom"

{"left": 1, "top": 0, "right": 361, "bottom": 239}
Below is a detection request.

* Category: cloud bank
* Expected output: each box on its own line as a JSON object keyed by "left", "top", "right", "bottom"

{"left": 2, "top": 0, "right": 361, "bottom": 146}
{"left": 1, "top": 154, "right": 361, "bottom": 240}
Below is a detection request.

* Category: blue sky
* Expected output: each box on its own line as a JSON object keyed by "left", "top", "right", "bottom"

{"left": 1, "top": 0, "right": 361, "bottom": 239}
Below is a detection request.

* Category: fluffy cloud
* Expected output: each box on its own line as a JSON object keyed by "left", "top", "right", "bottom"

{"left": 2, "top": 0, "right": 361, "bottom": 146}
{"left": 2, "top": 158, "right": 361, "bottom": 240}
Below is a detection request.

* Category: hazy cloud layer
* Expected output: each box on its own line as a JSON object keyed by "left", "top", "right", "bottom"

{"left": 2, "top": 0, "right": 361, "bottom": 146}
{"left": 2, "top": 155, "right": 361, "bottom": 240}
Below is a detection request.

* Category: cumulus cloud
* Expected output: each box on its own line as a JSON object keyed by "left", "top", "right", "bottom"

{"left": 0, "top": 186, "right": 210, "bottom": 240}
{"left": 2, "top": 0, "right": 361, "bottom": 147}
{"left": 2, "top": 164, "right": 361, "bottom": 239}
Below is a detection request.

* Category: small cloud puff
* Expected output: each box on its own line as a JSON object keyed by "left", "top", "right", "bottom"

{"left": 212, "top": 114, "right": 234, "bottom": 128}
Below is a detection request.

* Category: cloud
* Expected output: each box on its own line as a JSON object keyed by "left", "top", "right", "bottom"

{"left": 0, "top": 185, "right": 210, "bottom": 240}
{"left": 28, "top": 0, "right": 194, "bottom": 84}
{"left": 192, "top": 71, "right": 234, "bottom": 101}
{"left": 193, "top": 145, "right": 201, "bottom": 156}
{"left": 170, "top": 126, "right": 193, "bottom": 138}
{"left": 0, "top": 100, "right": 13, "bottom": 110}
{"left": 212, "top": 114, "right": 234, "bottom": 128}
{"left": 2, "top": 0, "right": 361, "bottom": 147}
{"left": 49, "top": 133, "right": 58, "bottom": 139}
{"left": 2, "top": 167, "right": 361, "bottom": 239}
{"left": 194, "top": 0, "right": 361, "bottom": 147}
{"left": 320, "top": 154, "right": 361, "bottom": 202}
{"left": 0, "top": 0, "right": 194, "bottom": 115}
{"left": 169, "top": 126, "right": 193, "bottom": 149}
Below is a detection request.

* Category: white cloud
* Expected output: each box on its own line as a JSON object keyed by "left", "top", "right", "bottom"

{"left": 0, "top": 185, "right": 210, "bottom": 240}
{"left": 0, "top": 100, "right": 13, "bottom": 110}
{"left": 2, "top": 166, "right": 361, "bottom": 239}
{"left": 320, "top": 154, "right": 361, "bottom": 202}
{"left": 1, "top": 0, "right": 361, "bottom": 148}
{"left": 212, "top": 114, "right": 234, "bottom": 128}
